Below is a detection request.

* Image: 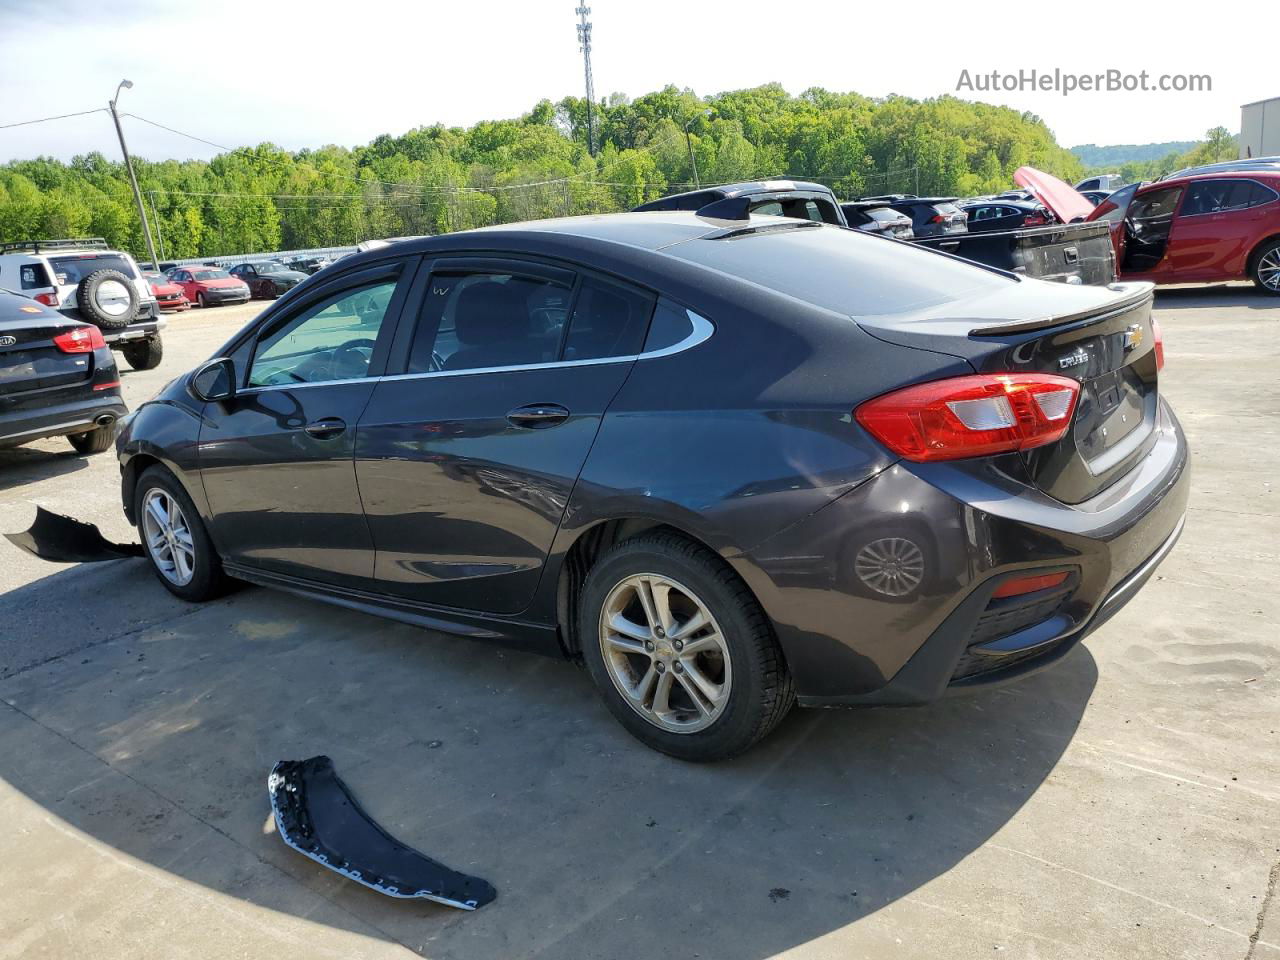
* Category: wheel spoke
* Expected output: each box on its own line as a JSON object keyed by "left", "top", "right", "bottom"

{"left": 607, "top": 612, "right": 650, "bottom": 644}
{"left": 146, "top": 496, "right": 169, "bottom": 532}
{"left": 678, "top": 631, "right": 722, "bottom": 656}
{"left": 680, "top": 659, "right": 724, "bottom": 707}
{"left": 628, "top": 663, "right": 657, "bottom": 704}
{"left": 676, "top": 672, "right": 712, "bottom": 716}
{"left": 649, "top": 580, "right": 675, "bottom": 633}
{"left": 651, "top": 670, "right": 674, "bottom": 715}
{"left": 669, "top": 608, "right": 708, "bottom": 641}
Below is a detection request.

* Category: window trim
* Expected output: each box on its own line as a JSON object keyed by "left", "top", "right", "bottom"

{"left": 1177, "top": 178, "right": 1280, "bottom": 218}
{"left": 239, "top": 260, "right": 412, "bottom": 392}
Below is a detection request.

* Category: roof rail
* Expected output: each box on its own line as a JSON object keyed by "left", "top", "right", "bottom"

{"left": 0, "top": 237, "right": 110, "bottom": 255}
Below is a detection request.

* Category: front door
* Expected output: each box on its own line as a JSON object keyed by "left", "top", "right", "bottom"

{"left": 198, "top": 260, "right": 414, "bottom": 587}
{"left": 1167, "top": 178, "right": 1275, "bottom": 279}
{"left": 355, "top": 258, "right": 656, "bottom": 614}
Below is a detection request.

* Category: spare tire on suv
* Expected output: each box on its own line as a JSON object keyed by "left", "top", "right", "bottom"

{"left": 77, "top": 268, "right": 138, "bottom": 329}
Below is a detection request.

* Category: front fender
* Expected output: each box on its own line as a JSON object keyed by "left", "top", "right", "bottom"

{"left": 117, "top": 398, "right": 208, "bottom": 527}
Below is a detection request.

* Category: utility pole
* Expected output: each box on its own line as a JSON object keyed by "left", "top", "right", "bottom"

{"left": 683, "top": 110, "right": 710, "bottom": 190}
{"left": 108, "top": 79, "right": 160, "bottom": 269}
{"left": 148, "top": 191, "right": 168, "bottom": 261}
{"left": 575, "top": 6, "right": 596, "bottom": 155}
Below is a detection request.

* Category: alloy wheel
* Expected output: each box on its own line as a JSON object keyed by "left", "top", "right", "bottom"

{"left": 1258, "top": 248, "right": 1280, "bottom": 291}
{"left": 141, "top": 488, "right": 196, "bottom": 586}
{"left": 598, "top": 574, "right": 732, "bottom": 734}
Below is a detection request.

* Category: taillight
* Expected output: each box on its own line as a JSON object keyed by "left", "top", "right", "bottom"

{"left": 34, "top": 292, "right": 59, "bottom": 307}
{"left": 855, "top": 374, "right": 1080, "bottom": 462}
{"left": 991, "top": 571, "right": 1069, "bottom": 599}
{"left": 52, "top": 326, "right": 106, "bottom": 353}
{"left": 929, "top": 214, "right": 944, "bottom": 223}
{"left": 1024, "top": 214, "right": 1046, "bottom": 226}
{"left": 1152, "top": 318, "right": 1165, "bottom": 371}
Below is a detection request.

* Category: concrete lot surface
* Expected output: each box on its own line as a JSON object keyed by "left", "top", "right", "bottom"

{"left": 0, "top": 289, "right": 1277, "bottom": 959}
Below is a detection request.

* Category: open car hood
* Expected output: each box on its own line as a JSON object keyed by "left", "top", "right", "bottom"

{"left": 1014, "top": 166, "right": 1095, "bottom": 224}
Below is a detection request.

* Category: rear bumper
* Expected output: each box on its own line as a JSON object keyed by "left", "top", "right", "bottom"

{"left": 0, "top": 392, "right": 128, "bottom": 446}
{"left": 737, "top": 397, "right": 1190, "bottom": 706}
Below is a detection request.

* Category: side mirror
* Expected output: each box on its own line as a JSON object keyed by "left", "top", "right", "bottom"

{"left": 190, "top": 357, "right": 236, "bottom": 403}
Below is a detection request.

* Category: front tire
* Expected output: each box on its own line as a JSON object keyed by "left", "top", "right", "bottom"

{"left": 1252, "top": 240, "right": 1280, "bottom": 295}
{"left": 134, "top": 465, "right": 230, "bottom": 602}
{"left": 579, "top": 532, "right": 794, "bottom": 761}
{"left": 121, "top": 336, "right": 164, "bottom": 371}
{"left": 197, "top": 293, "right": 208, "bottom": 308}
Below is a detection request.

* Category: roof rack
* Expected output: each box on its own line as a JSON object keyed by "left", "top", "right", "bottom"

{"left": 0, "top": 237, "right": 110, "bottom": 255}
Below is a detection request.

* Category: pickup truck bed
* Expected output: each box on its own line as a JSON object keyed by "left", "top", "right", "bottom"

{"left": 914, "top": 221, "right": 1115, "bottom": 285}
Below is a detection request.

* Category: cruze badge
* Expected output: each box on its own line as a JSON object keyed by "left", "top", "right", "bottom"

{"left": 1058, "top": 347, "right": 1090, "bottom": 370}
{"left": 1123, "top": 324, "right": 1144, "bottom": 351}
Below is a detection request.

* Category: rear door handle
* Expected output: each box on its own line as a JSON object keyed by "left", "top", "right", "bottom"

{"left": 507, "top": 403, "right": 570, "bottom": 429}
{"left": 304, "top": 417, "right": 347, "bottom": 439}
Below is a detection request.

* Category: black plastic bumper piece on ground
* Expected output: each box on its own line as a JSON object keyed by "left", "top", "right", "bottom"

{"left": 268, "top": 756, "right": 497, "bottom": 911}
{"left": 3, "top": 506, "right": 143, "bottom": 563}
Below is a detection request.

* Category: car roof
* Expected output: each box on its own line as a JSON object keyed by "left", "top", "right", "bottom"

{"left": 959, "top": 198, "right": 1041, "bottom": 209}
{"left": 1144, "top": 169, "right": 1280, "bottom": 189}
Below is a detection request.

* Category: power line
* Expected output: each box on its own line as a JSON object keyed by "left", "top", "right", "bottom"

{"left": 0, "top": 107, "right": 106, "bottom": 131}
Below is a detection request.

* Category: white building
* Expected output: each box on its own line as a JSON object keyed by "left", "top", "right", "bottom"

{"left": 1240, "top": 96, "right": 1280, "bottom": 158}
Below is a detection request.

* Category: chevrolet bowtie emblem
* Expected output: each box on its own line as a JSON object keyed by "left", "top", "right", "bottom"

{"left": 1123, "top": 324, "right": 1144, "bottom": 351}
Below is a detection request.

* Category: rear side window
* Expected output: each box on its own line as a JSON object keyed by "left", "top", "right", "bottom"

{"left": 666, "top": 224, "right": 1010, "bottom": 317}
{"left": 563, "top": 277, "right": 654, "bottom": 361}
{"left": 19, "top": 263, "right": 52, "bottom": 289}
{"left": 408, "top": 273, "right": 571, "bottom": 373}
{"left": 49, "top": 254, "right": 136, "bottom": 284}
{"left": 643, "top": 299, "right": 694, "bottom": 352}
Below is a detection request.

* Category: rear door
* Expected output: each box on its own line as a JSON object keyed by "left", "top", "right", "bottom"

{"left": 354, "top": 256, "right": 655, "bottom": 614}
{"left": 1168, "top": 178, "right": 1277, "bottom": 278}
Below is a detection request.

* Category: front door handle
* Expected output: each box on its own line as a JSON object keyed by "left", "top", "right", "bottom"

{"left": 304, "top": 417, "right": 347, "bottom": 439}
{"left": 507, "top": 403, "right": 570, "bottom": 429}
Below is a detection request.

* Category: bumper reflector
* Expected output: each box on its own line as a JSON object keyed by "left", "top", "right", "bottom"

{"left": 991, "top": 571, "right": 1069, "bottom": 599}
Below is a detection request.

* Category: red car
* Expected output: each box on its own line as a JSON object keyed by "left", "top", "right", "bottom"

{"left": 142, "top": 271, "right": 189, "bottom": 312}
{"left": 1084, "top": 171, "right": 1280, "bottom": 293}
{"left": 169, "top": 266, "right": 251, "bottom": 308}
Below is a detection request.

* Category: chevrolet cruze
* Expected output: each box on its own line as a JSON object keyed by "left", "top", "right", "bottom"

{"left": 116, "top": 212, "right": 1188, "bottom": 760}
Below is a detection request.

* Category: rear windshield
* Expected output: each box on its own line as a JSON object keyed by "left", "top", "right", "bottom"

{"left": 667, "top": 225, "right": 1010, "bottom": 317}
{"left": 194, "top": 269, "right": 230, "bottom": 280}
{"left": 932, "top": 202, "right": 961, "bottom": 216}
{"left": 866, "top": 208, "right": 903, "bottom": 222}
{"left": 49, "top": 254, "right": 137, "bottom": 285}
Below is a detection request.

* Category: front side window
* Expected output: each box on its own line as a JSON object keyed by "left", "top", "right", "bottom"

{"left": 248, "top": 279, "right": 398, "bottom": 387}
{"left": 1130, "top": 188, "right": 1183, "bottom": 221}
{"left": 408, "top": 273, "right": 571, "bottom": 373}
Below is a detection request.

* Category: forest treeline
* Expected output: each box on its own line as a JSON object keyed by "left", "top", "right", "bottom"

{"left": 1, "top": 84, "right": 1129, "bottom": 258}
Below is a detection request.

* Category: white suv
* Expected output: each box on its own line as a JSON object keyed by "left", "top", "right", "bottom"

{"left": 0, "top": 238, "right": 166, "bottom": 370}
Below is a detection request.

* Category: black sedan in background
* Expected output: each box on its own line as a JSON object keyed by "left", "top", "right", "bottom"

{"left": 860, "top": 195, "right": 969, "bottom": 237}
{"left": 840, "top": 201, "right": 914, "bottom": 239}
{"left": 958, "top": 199, "right": 1053, "bottom": 232}
{"left": 116, "top": 213, "right": 1187, "bottom": 760}
{"left": 0, "top": 289, "right": 126, "bottom": 454}
{"left": 228, "top": 261, "right": 309, "bottom": 299}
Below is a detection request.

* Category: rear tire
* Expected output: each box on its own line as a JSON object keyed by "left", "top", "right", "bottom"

{"left": 121, "top": 337, "right": 164, "bottom": 371}
{"left": 67, "top": 425, "right": 115, "bottom": 455}
{"left": 579, "top": 532, "right": 794, "bottom": 761}
{"left": 134, "top": 465, "right": 230, "bottom": 602}
{"left": 1251, "top": 240, "right": 1280, "bottom": 295}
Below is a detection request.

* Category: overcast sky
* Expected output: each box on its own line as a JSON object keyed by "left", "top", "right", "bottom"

{"left": 0, "top": 0, "right": 1271, "bottom": 164}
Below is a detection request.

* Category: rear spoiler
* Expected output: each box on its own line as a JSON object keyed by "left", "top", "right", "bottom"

{"left": 967, "top": 286, "right": 1153, "bottom": 336}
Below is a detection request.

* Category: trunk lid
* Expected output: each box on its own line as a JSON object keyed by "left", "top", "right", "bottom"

{"left": 855, "top": 280, "right": 1160, "bottom": 503}
{"left": 0, "top": 317, "right": 95, "bottom": 397}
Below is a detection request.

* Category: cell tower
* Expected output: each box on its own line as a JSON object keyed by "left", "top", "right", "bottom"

{"left": 575, "top": 5, "right": 596, "bottom": 154}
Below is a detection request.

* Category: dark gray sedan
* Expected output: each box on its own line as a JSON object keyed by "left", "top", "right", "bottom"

{"left": 115, "top": 213, "right": 1188, "bottom": 760}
